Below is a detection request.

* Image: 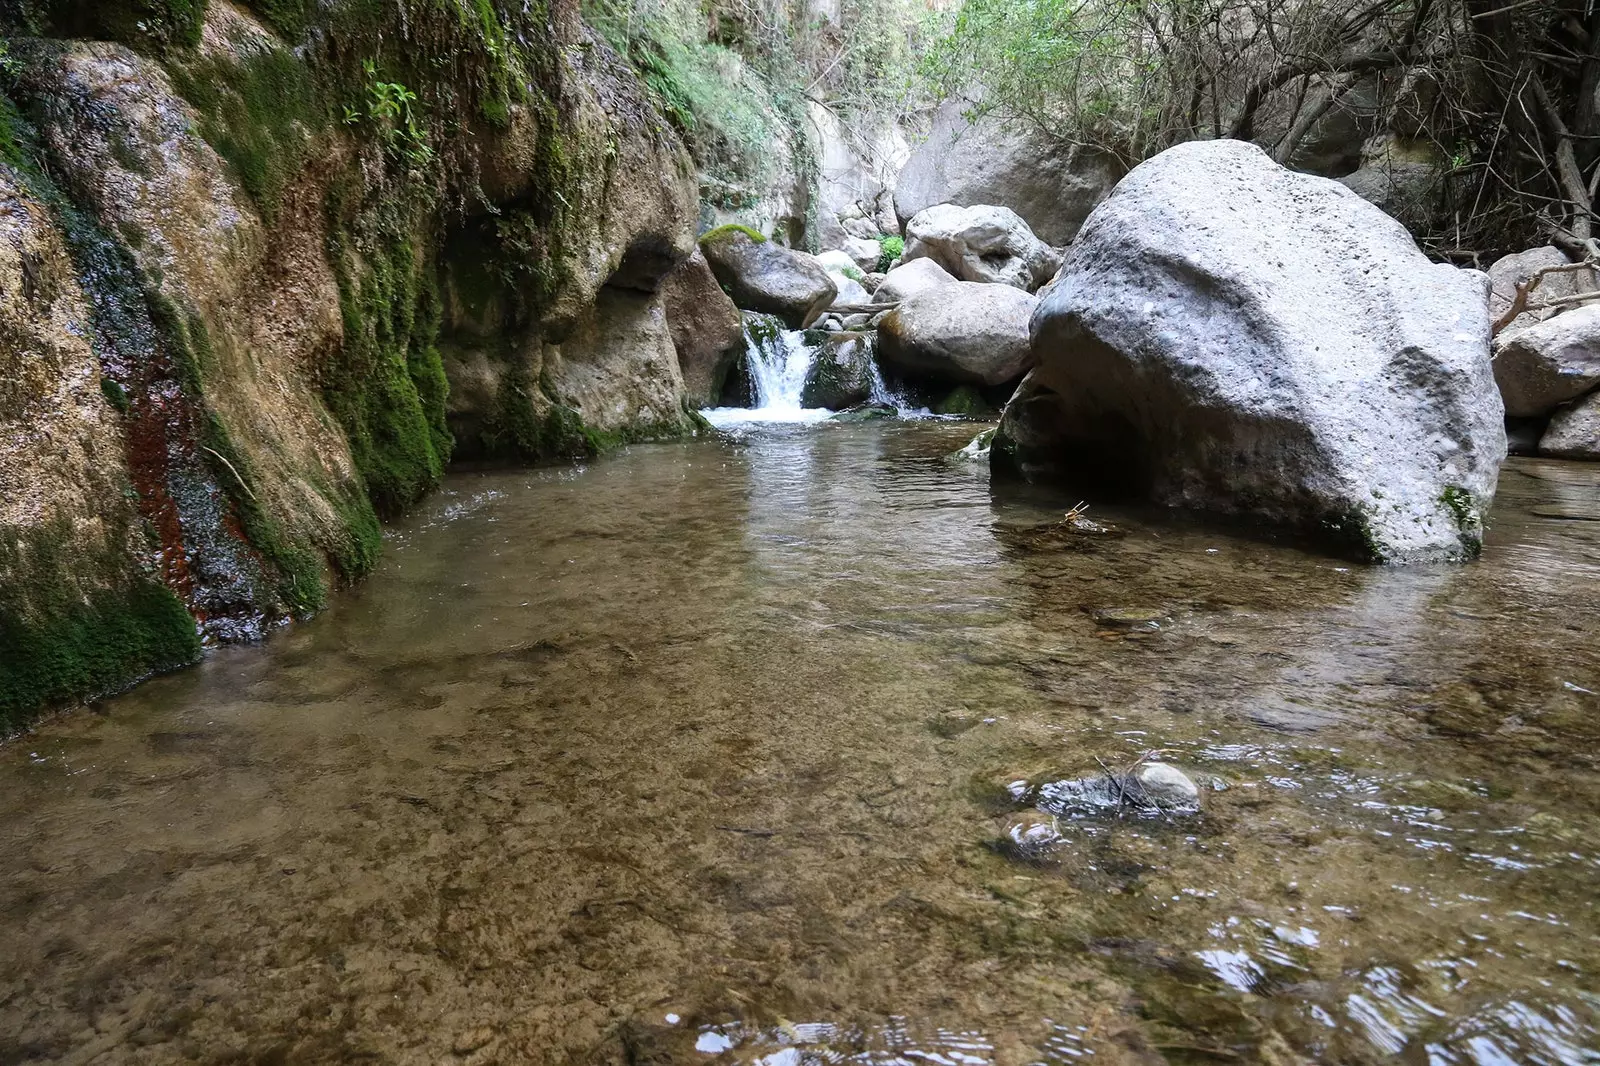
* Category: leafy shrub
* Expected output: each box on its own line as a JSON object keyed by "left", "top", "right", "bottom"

{"left": 876, "top": 234, "right": 903, "bottom": 272}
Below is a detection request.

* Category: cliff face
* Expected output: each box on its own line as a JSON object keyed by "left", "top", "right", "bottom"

{"left": 0, "top": 0, "right": 703, "bottom": 728}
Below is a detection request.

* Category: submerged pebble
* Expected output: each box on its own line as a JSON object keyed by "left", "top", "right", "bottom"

{"left": 1089, "top": 606, "right": 1172, "bottom": 631}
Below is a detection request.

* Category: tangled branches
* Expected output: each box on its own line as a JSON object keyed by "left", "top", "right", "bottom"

{"left": 923, "top": 0, "right": 1600, "bottom": 261}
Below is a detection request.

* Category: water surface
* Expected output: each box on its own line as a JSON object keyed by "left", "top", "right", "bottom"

{"left": 4, "top": 422, "right": 1600, "bottom": 1064}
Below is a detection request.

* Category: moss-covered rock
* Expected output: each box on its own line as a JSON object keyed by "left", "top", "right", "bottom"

{"left": 0, "top": 162, "right": 199, "bottom": 728}
{"left": 0, "top": 0, "right": 716, "bottom": 726}
{"left": 801, "top": 331, "right": 875, "bottom": 410}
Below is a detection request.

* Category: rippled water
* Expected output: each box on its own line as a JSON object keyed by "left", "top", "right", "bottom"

{"left": 4, "top": 422, "right": 1600, "bottom": 1064}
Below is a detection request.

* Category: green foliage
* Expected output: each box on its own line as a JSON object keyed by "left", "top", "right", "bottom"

{"left": 919, "top": 0, "right": 1159, "bottom": 159}
{"left": 346, "top": 59, "right": 435, "bottom": 168}
{"left": 699, "top": 222, "right": 767, "bottom": 245}
{"left": 876, "top": 234, "right": 903, "bottom": 272}
{"left": 99, "top": 375, "right": 130, "bottom": 413}
{"left": 840, "top": 264, "right": 865, "bottom": 282}
{"left": 0, "top": 521, "right": 200, "bottom": 732}
{"left": 325, "top": 198, "right": 452, "bottom": 519}
{"left": 168, "top": 46, "right": 321, "bottom": 221}
{"left": 587, "top": 0, "right": 781, "bottom": 200}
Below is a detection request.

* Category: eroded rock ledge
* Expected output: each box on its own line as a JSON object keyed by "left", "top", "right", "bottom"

{"left": 0, "top": 0, "right": 707, "bottom": 727}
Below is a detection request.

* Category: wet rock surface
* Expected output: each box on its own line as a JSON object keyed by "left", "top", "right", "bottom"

{"left": 662, "top": 249, "right": 747, "bottom": 408}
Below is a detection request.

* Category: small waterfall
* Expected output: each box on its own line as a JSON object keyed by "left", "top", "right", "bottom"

{"left": 702, "top": 313, "right": 833, "bottom": 427}
{"left": 867, "top": 354, "right": 934, "bottom": 418}
{"left": 744, "top": 316, "right": 816, "bottom": 411}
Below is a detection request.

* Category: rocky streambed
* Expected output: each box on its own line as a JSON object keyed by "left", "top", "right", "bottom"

{"left": 4, "top": 420, "right": 1600, "bottom": 1064}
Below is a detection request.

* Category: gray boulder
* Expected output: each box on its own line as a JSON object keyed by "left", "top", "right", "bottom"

{"left": 1539, "top": 390, "right": 1600, "bottom": 459}
{"left": 842, "top": 236, "right": 882, "bottom": 272}
{"left": 828, "top": 272, "right": 872, "bottom": 308}
{"left": 874, "top": 257, "right": 959, "bottom": 305}
{"left": 1493, "top": 305, "right": 1600, "bottom": 418}
{"left": 1489, "top": 246, "right": 1598, "bottom": 330}
{"left": 895, "top": 96, "right": 1124, "bottom": 245}
{"left": 801, "top": 332, "right": 877, "bottom": 409}
{"left": 662, "top": 249, "right": 747, "bottom": 407}
{"left": 904, "top": 203, "right": 1060, "bottom": 291}
{"left": 699, "top": 228, "right": 837, "bottom": 329}
{"left": 1000, "top": 139, "right": 1504, "bottom": 564}
{"left": 878, "top": 281, "right": 1036, "bottom": 388}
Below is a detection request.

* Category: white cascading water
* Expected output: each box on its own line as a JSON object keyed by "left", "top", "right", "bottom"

{"left": 701, "top": 311, "right": 931, "bottom": 428}
{"left": 701, "top": 315, "right": 833, "bottom": 427}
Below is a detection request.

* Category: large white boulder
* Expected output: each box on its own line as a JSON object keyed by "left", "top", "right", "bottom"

{"left": 1492, "top": 305, "right": 1600, "bottom": 418}
{"left": 878, "top": 282, "right": 1036, "bottom": 388}
{"left": 996, "top": 140, "right": 1504, "bottom": 564}
{"left": 903, "top": 203, "right": 1060, "bottom": 291}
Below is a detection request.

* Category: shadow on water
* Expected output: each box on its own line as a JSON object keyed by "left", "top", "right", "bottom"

{"left": 3, "top": 425, "right": 1600, "bottom": 1064}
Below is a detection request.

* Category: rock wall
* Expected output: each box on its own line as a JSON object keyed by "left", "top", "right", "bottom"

{"left": 0, "top": 0, "right": 705, "bottom": 728}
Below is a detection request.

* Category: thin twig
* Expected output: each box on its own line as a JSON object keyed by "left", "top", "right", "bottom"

{"left": 202, "top": 446, "right": 256, "bottom": 503}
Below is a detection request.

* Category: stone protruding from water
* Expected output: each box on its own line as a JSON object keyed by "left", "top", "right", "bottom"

{"left": 1032, "top": 762, "right": 1202, "bottom": 817}
{"left": 997, "top": 139, "right": 1505, "bottom": 564}
{"left": 699, "top": 227, "right": 837, "bottom": 329}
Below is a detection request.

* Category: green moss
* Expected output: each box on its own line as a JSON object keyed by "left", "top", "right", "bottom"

{"left": 168, "top": 46, "right": 322, "bottom": 223}
{"left": 244, "top": 0, "right": 312, "bottom": 39}
{"left": 0, "top": 521, "right": 200, "bottom": 732}
{"left": 325, "top": 203, "right": 452, "bottom": 518}
{"left": 699, "top": 222, "right": 766, "bottom": 245}
{"left": 1323, "top": 506, "right": 1385, "bottom": 564}
{"left": 935, "top": 385, "right": 993, "bottom": 418}
{"left": 1440, "top": 484, "right": 1483, "bottom": 558}
{"left": 99, "top": 375, "right": 130, "bottom": 413}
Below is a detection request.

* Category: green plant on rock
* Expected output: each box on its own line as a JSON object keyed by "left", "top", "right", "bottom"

{"left": 0, "top": 520, "right": 200, "bottom": 731}
{"left": 876, "top": 234, "right": 903, "bottom": 272}
{"left": 351, "top": 60, "right": 434, "bottom": 167}
{"left": 699, "top": 222, "right": 766, "bottom": 245}
{"left": 325, "top": 195, "right": 452, "bottom": 519}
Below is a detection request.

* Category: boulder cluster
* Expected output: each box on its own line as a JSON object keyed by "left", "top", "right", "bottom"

{"left": 705, "top": 127, "right": 1548, "bottom": 564}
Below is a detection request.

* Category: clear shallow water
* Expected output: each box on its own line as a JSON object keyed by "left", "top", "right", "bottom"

{"left": 4, "top": 422, "right": 1600, "bottom": 1064}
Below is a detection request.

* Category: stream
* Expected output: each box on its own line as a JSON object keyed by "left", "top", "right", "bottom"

{"left": 3, "top": 421, "right": 1600, "bottom": 1064}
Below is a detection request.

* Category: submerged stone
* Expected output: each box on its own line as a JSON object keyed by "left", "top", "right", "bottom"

{"left": 830, "top": 402, "right": 896, "bottom": 423}
{"left": 1089, "top": 607, "right": 1171, "bottom": 631}
{"left": 997, "top": 812, "right": 1063, "bottom": 860}
{"left": 1034, "top": 762, "right": 1201, "bottom": 817}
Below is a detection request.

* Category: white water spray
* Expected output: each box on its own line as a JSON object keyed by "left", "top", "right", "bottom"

{"left": 702, "top": 315, "right": 832, "bottom": 427}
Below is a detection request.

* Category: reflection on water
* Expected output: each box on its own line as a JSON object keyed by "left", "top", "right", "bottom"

{"left": 4, "top": 423, "right": 1600, "bottom": 1064}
